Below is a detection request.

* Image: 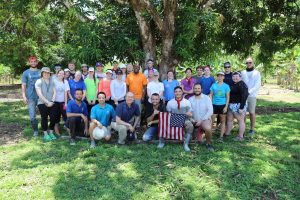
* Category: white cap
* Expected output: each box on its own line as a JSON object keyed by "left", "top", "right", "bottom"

{"left": 106, "top": 69, "right": 113, "bottom": 74}
{"left": 119, "top": 63, "right": 126, "bottom": 69}
{"left": 88, "top": 67, "right": 95, "bottom": 72}
{"left": 64, "top": 68, "right": 70, "bottom": 72}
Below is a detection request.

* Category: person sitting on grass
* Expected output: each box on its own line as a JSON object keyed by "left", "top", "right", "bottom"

{"left": 209, "top": 71, "right": 230, "bottom": 142}
{"left": 111, "top": 92, "right": 140, "bottom": 145}
{"left": 224, "top": 72, "right": 249, "bottom": 141}
{"left": 89, "top": 92, "right": 115, "bottom": 148}
{"left": 66, "top": 89, "right": 89, "bottom": 145}
{"left": 189, "top": 83, "right": 214, "bottom": 151}
{"left": 35, "top": 67, "right": 57, "bottom": 142}
{"left": 142, "top": 93, "right": 166, "bottom": 142}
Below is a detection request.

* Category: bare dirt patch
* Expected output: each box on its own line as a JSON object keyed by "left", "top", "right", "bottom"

{"left": 0, "top": 122, "right": 24, "bottom": 146}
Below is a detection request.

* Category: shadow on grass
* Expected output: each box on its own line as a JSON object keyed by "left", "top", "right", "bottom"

{"left": 257, "top": 99, "right": 300, "bottom": 108}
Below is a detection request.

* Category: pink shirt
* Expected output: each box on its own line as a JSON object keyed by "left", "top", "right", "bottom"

{"left": 98, "top": 79, "right": 111, "bottom": 98}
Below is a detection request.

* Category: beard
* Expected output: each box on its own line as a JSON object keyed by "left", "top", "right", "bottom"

{"left": 75, "top": 98, "right": 82, "bottom": 101}
{"left": 194, "top": 92, "right": 201, "bottom": 96}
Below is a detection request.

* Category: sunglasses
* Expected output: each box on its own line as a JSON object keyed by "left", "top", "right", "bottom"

{"left": 246, "top": 62, "right": 252, "bottom": 64}
{"left": 224, "top": 66, "right": 231, "bottom": 68}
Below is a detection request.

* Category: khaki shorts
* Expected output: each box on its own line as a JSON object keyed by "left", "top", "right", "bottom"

{"left": 247, "top": 97, "right": 257, "bottom": 114}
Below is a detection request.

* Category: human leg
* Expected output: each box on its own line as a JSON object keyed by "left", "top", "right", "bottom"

{"left": 142, "top": 126, "right": 158, "bottom": 141}
{"left": 28, "top": 99, "right": 38, "bottom": 135}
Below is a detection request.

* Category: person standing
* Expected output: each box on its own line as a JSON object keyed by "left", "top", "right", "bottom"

{"left": 98, "top": 69, "right": 113, "bottom": 105}
{"left": 223, "top": 62, "right": 234, "bottom": 87}
{"left": 68, "top": 71, "right": 86, "bottom": 100}
{"left": 81, "top": 64, "right": 89, "bottom": 80}
{"left": 35, "top": 67, "right": 57, "bottom": 142}
{"left": 84, "top": 67, "right": 99, "bottom": 118}
{"left": 119, "top": 64, "right": 127, "bottom": 81}
{"left": 143, "top": 59, "right": 158, "bottom": 78}
{"left": 189, "top": 83, "right": 214, "bottom": 151}
{"left": 110, "top": 69, "right": 127, "bottom": 108}
{"left": 241, "top": 57, "right": 261, "bottom": 137}
{"left": 21, "top": 56, "right": 41, "bottom": 137}
{"left": 193, "top": 66, "right": 204, "bottom": 82}
{"left": 95, "top": 62, "right": 106, "bottom": 80}
{"left": 162, "top": 70, "right": 179, "bottom": 105}
{"left": 198, "top": 66, "right": 215, "bottom": 95}
{"left": 147, "top": 71, "right": 164, "bottom": 103}
{"left": 68, "top": 62, "right": 76, "bottom": 80}
{"left": 181, "top": 68, "right": 197, "bottom": 99}
{"left": 126, "top": 63, "right": 133, "bottom": 74}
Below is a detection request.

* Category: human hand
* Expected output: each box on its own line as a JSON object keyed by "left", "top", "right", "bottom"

{"left": 22, "top": 96, "right": 28, "bottom": 104}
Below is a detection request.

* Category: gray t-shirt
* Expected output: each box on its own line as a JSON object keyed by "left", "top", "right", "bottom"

{"left": 21, "top": 69, "right": 41, "bottom": 100}
{"left": 35, "top": 79, "right": 55, "bottom": 105}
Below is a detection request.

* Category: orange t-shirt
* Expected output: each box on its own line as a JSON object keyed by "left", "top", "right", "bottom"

{"left": 126, "top": 72, "right": 148, "bottom": 99}
{"left": 98, "top": 79, "right": 111, "bottom": 98}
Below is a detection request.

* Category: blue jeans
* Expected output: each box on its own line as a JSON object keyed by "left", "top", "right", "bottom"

{"left": 142, "top": 126, "right": 158, "bottom": 141}
{"left": 28, "top": 99, "right": 38, "bottom": 132}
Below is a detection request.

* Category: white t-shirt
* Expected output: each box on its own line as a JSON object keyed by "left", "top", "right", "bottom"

{"left": 241, "top": 70, "right": 261, "bottom": 98}
{"left": 167, "top": 98, "right": 192, "bottom": 114}
{"left": 95, "top": 71, "right": 106, "bottom": 80}
{"left": 189, "top": 94, "right": 213, "bottom": 121}
{"left": 110, "top": 79, "right": 127, "bottom": 101}
{"left": 147, "top": 81, "right": 164, "bottom": 103}
{"left": 54, "top": 79, "right": 70, "bottom": 102}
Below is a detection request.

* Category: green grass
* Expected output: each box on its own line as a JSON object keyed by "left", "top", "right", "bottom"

{"left": 0, "top": 102, "right": 299, "bottom": 200}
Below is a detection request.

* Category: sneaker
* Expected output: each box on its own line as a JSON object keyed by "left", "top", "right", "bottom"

{"left": 206, "top": 144, "right": 214, "bottom": 151}
{"left": 157, "top": 142, "right": 165, "bottom": 149}
{"left": 70, "top": 138, "right": 76, "bottom": 145}
{"left": 43, "top": 134, "right": 52, "bottom": 142}
{"left": 234, "top": 136, "right": 244, "bottom": 141}
{"left": 249, "top": 129, "right": 255, "bottom": 137}
{"left": 118, "top": 140, "right": 125, "bottom": 145}
{"left": 90, "top": 140, "right": 96, "bottom": 148}
{"left": 33, "top": 131, "right": 39, "bottom": 137}
{"left": 183, "top": 142, "right": 191, "bottom": 152}
{"left": 49, "top": 133, "right": 57, "bottom": 140}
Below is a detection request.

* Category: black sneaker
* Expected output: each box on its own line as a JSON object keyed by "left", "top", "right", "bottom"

{"left": 206, "top": 144, "right": 214, "bottom": 151}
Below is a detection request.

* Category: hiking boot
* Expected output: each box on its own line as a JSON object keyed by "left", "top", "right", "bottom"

{"left": 206, "top": 143, "right": 214, "bottom": 151}
{"left": 70, "top": 138, "right": 76, "bottom": 145}
{"left": 249, "top": 129, "right": 255, "bottom": 137}
{"left": 48, "top": 133, "right": 57, "bottom": 140}
{"left": 43, "top": 134, "right": 52, "bottom": 142}
{"left": 90, "top": 140, "right": 96, "bottom": 148}
{"left": 183, "top": 133, "right": 191, "bottom": 152}
{"left": 33, "top": 131, "right": 39, "bottom": 137}
{"left": 157, "top": 138, "right": 165, "bottom": 149}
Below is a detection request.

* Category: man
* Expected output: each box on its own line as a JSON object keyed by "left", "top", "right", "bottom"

{"left": 241, "top": 57, "right": 261, "bottom": 137}
{"left": 68, "top": 62, "right": 76, "bottom": 79}
{"left": 51, "top": 64, "right": 62, "bottom": 81}
{"left": 66, "top": 89, "right": 89, "bottom": 145}
{"left": 160, "top": 86, "right": 194, "bottom": 152}
{"left": 143, "top": 59, "right": 158, "bottom": 78}
{"left": 126, "top": 63, "right": 147, "bottom": 115}
{"left": 89, "top": 92, "right": 115, "bottom": 148}
{"left": 189, "top": 84, "right": 214, "bottom": 151}
{"left": 223, "top": 62, "right": 234, "bottom": 87}
{"left": 95, "top": 62, "right": 106, "bottom": 80}
{"left": 143, "top": 93, "right": 166, "bottom": 142}
{"left": 111, "top": 92, "right": 140, "bottom": 144}
{"left": 193, "top": 66, "right": 203, "bottom": 82}
{"left": 126, "top": 63, "right": 133, "bottom": 74}
{"left": 21, "top": 56, "right": 41, "bottom": 137}
{"left": 81, "top": 63, "right": 89, "bottom": 79}
{"left": 111, "top": 61, "right": 119, "bottom": 79}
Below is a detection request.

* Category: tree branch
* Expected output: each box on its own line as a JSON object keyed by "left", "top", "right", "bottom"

{"left": 61, "top": 0, "right": 94, "bottom": 22}
{"left": 1, "top": 14, "right": 13, "bottom": 31}
{"left": 141, "top": 0, "right": 163, "bottom": 31}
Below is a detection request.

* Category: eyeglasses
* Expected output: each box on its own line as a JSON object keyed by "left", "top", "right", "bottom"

{"left": 246, "top": 62, "right": 252, "bottom": 64}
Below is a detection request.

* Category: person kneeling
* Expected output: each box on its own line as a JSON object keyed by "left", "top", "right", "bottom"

{"left": 66, "top": 89, "right": 89, "bottom": 145}
{"left": 89, "top": 92, "right": 115, "bottom": 148}
{"left": 143, "top": 93, "right": 166, "bottom": 142}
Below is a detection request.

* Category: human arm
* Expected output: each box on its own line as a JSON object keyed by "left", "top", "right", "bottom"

{"left": 203, "top": 97, "right": 213, "bottom": 120}
{"left": 21, "top": 83, "right": 27, "bottom": 104}
{"left": 248, "top": 72, "right": 261, "bottom": 96}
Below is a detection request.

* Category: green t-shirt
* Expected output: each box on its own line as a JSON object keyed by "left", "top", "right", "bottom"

{"left": 84, "top": 78, "right": 99, "bottom": 101}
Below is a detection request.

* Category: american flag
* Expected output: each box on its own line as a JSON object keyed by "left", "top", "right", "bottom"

{"left": 158, "top": 112, "right": 186, "bottom": 140}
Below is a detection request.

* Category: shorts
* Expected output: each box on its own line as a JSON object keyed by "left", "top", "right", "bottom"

{"left": 213, "top": 105, "right": 226, "bottom": 115}
{"left": 229, "top": 103, "right": 247, "bottom": 114}
{"left": 247, "top": 97, "right": 257, "bottom": 114}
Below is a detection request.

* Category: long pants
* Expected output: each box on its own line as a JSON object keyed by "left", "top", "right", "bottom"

{"left": 55, "top": 102, "right": 67, "bottom": 123}
{"left": 37, "top": 103, "right": 58, "bottom": 131}
{"left": 28, "top": 99, "right": 38, "bottom": 132}
{"left": 67, "top": 117, "right": 85, "bottom": 139}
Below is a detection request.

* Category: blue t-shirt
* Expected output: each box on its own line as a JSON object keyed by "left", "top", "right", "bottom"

{"left": 21, "top": 69, "right": 41, "bottom": 100}
{"left": 162, "top": 79, "right": 179, "bottom": 101}
{"left": 68, "top": 79, "right": 86, "bottom": 99}
{"left": 114, "top": 102, "right": 140, "bottom": 123}
{"left": 210, "top": 82, "right": 230, "bottom": 105}
{"left": 66, "top": 100, "right": 88, "bottom": 117}
{"left": 198, "top": 76, "right": 215, "bottom": 95}
{"left": 90, "top": 104, "right": 115, "bottom": 126}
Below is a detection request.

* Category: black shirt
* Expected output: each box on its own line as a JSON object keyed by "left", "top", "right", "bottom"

{"left": 224, "top": 72, "right": 234, "bottom": 87}
{"left": 229, "top": 81, "right": 249, "bottom": 109}
{"left": 145, "top": 103, "right": 166, "bottom": 127}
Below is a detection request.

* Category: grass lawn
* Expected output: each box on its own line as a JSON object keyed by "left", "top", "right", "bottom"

{"left": 0, "top": 101, "right": 299, "bottom": 200}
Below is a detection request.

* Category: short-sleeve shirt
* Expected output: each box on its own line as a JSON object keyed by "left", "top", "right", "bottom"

{"left": 98, "top": 79, "right": 111, "bottom": 98}
{"left": 84, "top": 78, "right": 99, "bottom": 101}
{"left": 143, "top": 68, "right": 158, "bottom": 78}
{"left": 162, "top": 79, "right": 179, "bottom": 101}
{"left": 145, "top": 103, "right": 166, "bottom": 127}
{"left": 54, "top": 79, "right": 70, "bottom": 103}
{"left": 224, "top": 73, "right": 234, "bottom": 87}
{"left": 90, "top": 104, "right": 115, "bottom": 126}
{"left": 126, "top": 72, "right": 148, "bottom": 99}
{"left": 147, "top": 81, "right": 164, "bottom": 102}
{"left": 181, "top": 78, "right": 197, "bottom": 99}
{"left": 114, "top": 101, "right": 140, "bottom": 123}
{"left": 68, "top": 79, "right": 86, "bottom": 99}
{"left": 166, "top": 98, "right": 192, "bottom": 114}
{"left": 21, "top": 69, "right": 41, "bottom": 100}
{"left": 95, "top": 71, "right": 106, "bottom": 80}
{"left": 35, "top": 78, "right": 55, "bottom": 105}
{"left": 198, "top": 76, "right": 215, "bottom": 95}
{"left": 210, "top": 82, "right": 230, "bottom": 105}
{"left": 66, "top": 99, "right": 88, "bottom": 117}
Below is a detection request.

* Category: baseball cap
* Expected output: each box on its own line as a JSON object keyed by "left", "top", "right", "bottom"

{"left": 81, "top": 63, "right": 88, "bottom": 68}
{"left": 217, "top": 71, "right": 225, "bottom": 76}
{"left": 54, "top": 64, "right": 62, "bottom": 69}
{"left": 95, "top": 62, "right": 103, "bottom": 67}
{"left": 116, "top": 69, "right": 123, "bottom": 75}
{"left": 119, "top": 64, "right": 126, "bottom": 69}
{"left": 41, "top": 67, "right": 53, "bottom": 73}
{"left": 88, "top": 67, "right": 95, "bottom": 72}
{"left": 64, "top": 68, "right": 70, "bottom": 72}
{"left": 106, "top": 69, "right": 113, "bottom": 74}
{"left": 224, "top": 62, "right": 231, "bottom": 67}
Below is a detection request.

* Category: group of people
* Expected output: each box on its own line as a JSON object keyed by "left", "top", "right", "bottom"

{"left": 21, "top": 56, "right": 261, "bottom": 151}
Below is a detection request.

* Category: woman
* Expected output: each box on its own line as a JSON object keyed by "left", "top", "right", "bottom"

{"left": 95, "top": 62, "right": 106, "bottom": 80}
{"left": 68, "top": 71, "right": 86, "bottom": 100}
{"left": 162, "top": 70, "right": 179, "bottom": 105}
{"left": 199, "top": 66, "right": 215, "bottom": 95}
{"left": 110, "top": 69, "right": 126, "bottom": 108}
{"left": 209, "top": 71, "right": 230, "bottom": 141}
{"left": 147, "top": 71, "right": 164, "bottom": 103}
{"left": 53, "top": 69, "right": 70, "bottom": 136}
{"left": 181, "top": 68, "right": 196, "bottom": 99}
{"left": 224, "top": 72, "right": 249, "bottom": 141}
{"left": 64, "top": 68, "right": 71, "bottom": 80}
{"left": 84, "top": 67, "right": 99, "bottom": 119}
{"left": 119, "top": 64, "right": 127, "bottom": 81}
{"left": 98, "top": 69, "right": 113, "bottom": 105}
{"left": 35, "top": 67, "right": 57, "bottom": 142}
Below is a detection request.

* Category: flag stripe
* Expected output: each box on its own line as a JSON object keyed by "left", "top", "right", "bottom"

{"left": 158, "top": 112, "right": 185, "bottom": 141}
